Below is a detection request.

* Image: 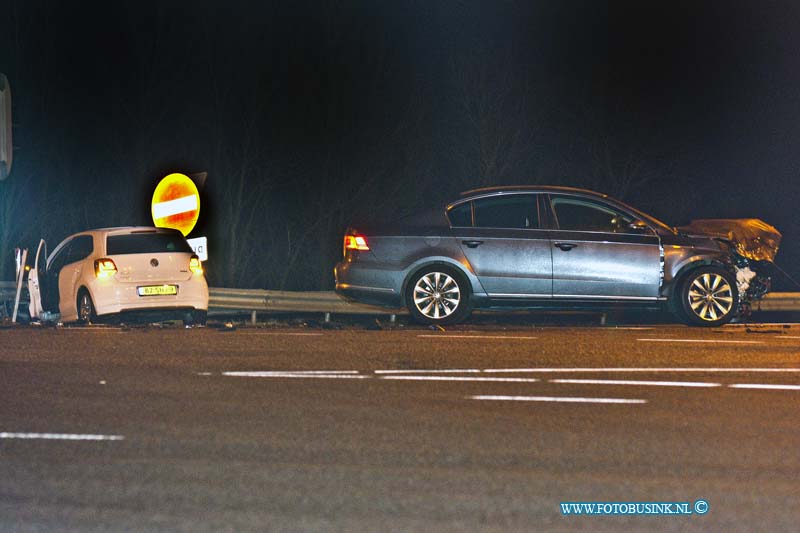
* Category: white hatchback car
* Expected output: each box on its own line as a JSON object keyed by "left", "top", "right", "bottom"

{"left": 28, "top": 227, "right": 209, "bottom": 325}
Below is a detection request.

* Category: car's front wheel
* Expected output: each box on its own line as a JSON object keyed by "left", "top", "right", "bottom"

{"left": 676, "top": 266, "right": 738, "bottom": 326}
{"left": 405, "top": 266, "right": 471, "bottom": 325}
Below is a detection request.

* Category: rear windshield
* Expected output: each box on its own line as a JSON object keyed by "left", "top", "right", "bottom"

{"left": 106, "top": 233, "right": 193, "bottom": 255}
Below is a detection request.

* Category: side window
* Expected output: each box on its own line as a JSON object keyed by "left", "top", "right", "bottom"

{"left": 447, "top": 202, "right": 472, "bottom": 227}
{"left": 47, "top": 240, "right": 74, "bottom": 273}
{"left": 550, "top": 196, "right": 634, "bottom": 233}
{"left": 69, "top": 236, "right": 94, "bottom": 263}
{"left": 473, "top": 194, "right": 539, "bottom": 229}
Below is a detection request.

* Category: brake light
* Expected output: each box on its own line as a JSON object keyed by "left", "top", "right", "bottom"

{"left": 344, "top": 234, "right": 370, "bottom": 252}
{"left": 94, "top": 258, "right": 118, "bottom": 279}
{"left": 189, "top": 255, "right": 204, "bottom": 275}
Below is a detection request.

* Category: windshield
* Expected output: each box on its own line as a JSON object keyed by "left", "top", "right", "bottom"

{"left": 106, "top": 233, "right": 193, "bottom": 255}
{"left": 613, "top": 199, "right": 675, "bottom": 234}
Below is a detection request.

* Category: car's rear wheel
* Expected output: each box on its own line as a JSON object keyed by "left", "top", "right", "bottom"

{"left": 406, "top": 266, "right": 471, "bottom": 325}
{"left": 677, "top": 266, "right": 738, "bottom": 326}
{"left": 77, "top": 289, "right": 96, "bottom": 325}
{"left": 183, "top": 310, "right": 207, "bottom": 327}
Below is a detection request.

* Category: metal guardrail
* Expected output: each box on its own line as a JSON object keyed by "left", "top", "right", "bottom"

{"left": 208, "top": 287, "right": 401, "bottom": 316}
{"left": 753, "top": 292, "right": 800, "bottom": 312}
{"left": 2, "top": 281, "right": 799, "bottom": 317}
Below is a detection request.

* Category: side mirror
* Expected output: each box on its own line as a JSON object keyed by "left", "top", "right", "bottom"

{"left": 628, "top": 220, "right": 650, "bottom": 233}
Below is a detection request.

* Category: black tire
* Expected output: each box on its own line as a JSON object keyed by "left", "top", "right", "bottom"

{"left": 183, "top": 310, "right": 207, "bottom": 327}
{"left": 76, "top": 289, "right": 96, "bottom": 325}
{"left": 675, "top": 266, "right": 738, "bottom": 326}
{"left": 405, "top": 265, "right": 471, "bottom": 325}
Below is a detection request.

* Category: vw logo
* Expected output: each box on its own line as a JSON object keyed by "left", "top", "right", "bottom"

{"left": 150, "top": 258, "right": 159, "bottom": 267}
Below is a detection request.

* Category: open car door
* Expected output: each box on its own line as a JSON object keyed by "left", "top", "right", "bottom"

{"left": 27, "top": 239, "right": 46, "bottom": 319}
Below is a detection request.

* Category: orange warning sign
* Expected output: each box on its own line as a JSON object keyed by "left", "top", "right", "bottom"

{"left": 151, "top": 173, "right": 200, "bottom": 236}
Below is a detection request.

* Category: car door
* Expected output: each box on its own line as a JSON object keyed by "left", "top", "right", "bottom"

{"left": 56, "top": 235, "right": 94, "bottom": 317}
{"left": 450, "top": 193, "right": 552, "bottom": 298}
{"left": 40, "top": 238, "right": 75, "bottom": 314}
{"left": 547, "top": 194, "right": 662, "bottom": 299}
{"left": 27, "top": 239, "right": 47, "bottom": 319}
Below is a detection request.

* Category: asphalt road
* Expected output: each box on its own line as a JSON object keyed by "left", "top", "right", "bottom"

{"left": 1, "top": 321, "right": 799, "bottom": 531}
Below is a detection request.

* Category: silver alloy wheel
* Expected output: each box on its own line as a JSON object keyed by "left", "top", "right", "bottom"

{"left": 78, "top": 292, "right": 93, "bottom": 323}
{"left": 687, "top": 272, "right": 734, "bottom": 322}
{"left": 413, "top": 271, "right": 461, "bottom": 320}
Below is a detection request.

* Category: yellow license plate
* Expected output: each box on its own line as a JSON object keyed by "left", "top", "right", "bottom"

{"left": 137, "top": 285, "right": 178, "bottom": 296}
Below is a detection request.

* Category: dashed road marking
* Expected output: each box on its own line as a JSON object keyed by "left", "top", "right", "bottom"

{"left": 637, "top": 338, "right": 763, "bottom": 344}
{"left": 222, "top": 371, "right": 367, "bottom": 379}
{"left": 470, "top": 395, "right": 647, "bottom": 404}
{"left": 375, "top": 369, "right": 481, "bottom": 374}
{"left": 0, "top": 432, "right": 124, "bottom": 441}
{"left": 241, "top": 332, "right": 324, "bottom": 336}
{"left": 728, "top": 384, "right": 800, "bottom": 391}
{"left": 382, "top": 376, "right": 540, "bottom": 383}
{"left": 482, "top": 367, "right": 800, "bottom": 373}
{"left": 549, "top": 379, "right": 721, "bottom": 388}
{"left": 417, "top": 334, "right": 538, "bottom": 340}
{"left": 206, "top": 369, "right": 800, "bottom": 393}
{"left": 725, "top": 323, "right": 800, "bottom": 327}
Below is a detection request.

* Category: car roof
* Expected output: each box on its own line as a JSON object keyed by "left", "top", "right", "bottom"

{"left": 56, "top": 227, "right": 184, "bottom": 245}
{"left": 458, "top": 185, "right": 608, "bottom": 198}
{"left": 72, "top": 226, "right": 183, "bottom": 237}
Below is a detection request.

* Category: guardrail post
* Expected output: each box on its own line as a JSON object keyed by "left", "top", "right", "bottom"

{"left": 250, "top": 310, "right": 257, "bottom": 325}
{"left": 390, "top": 314, "right": 396, "bottom": 323}
{"left": 324, "top": 312, "right": 331, "bottom": 323}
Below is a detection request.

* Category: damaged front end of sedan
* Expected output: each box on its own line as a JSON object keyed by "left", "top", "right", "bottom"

{"left": 677, "top": 219, "right": 782, "bottom": 316}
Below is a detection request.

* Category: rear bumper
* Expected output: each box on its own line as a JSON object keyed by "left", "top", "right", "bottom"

{"left": 89, "top": 276, "right": 209, "bottom": 317}
{"left": 334, "top": 262, "right": 402, "bottom": 308}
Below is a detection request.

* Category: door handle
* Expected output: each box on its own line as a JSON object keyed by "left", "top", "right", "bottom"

{"left": 554, "top": 242, "right": 577, "bottom": 251}
{"left": 462, "top": 240, "right": 484, "bottom": 249}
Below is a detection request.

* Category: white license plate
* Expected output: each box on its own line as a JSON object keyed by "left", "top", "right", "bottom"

{"left": 137, "top": 285, "right": 178, "bottom": 296}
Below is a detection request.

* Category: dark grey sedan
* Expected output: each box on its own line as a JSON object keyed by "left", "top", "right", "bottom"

{"left": 334, "top": 186, "right": 781, "bottom": 326}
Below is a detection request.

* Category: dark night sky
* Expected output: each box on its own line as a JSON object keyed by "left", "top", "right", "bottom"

{"left": 2, "top": 0, "right": 799, "bottom": 289}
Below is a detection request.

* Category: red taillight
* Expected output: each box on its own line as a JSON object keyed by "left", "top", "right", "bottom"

{"left": 94, "top": 258, "right": 118, "bottom": 279}
{"left": 344, "top": 234, "right": 370, "bottom": 252}
{"left": 189, "top": 255, "right": 204, "bottom": 275}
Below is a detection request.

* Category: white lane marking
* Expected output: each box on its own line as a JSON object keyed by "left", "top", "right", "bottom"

{"left": 483, "top": 368, "right": 800, "bottom": 373}
{"left": 470, "top": 395, "right": 646, "bottom": 404}
{"left": 417, "top": 335, "right": 538, "bottom": 340}
{"left": 637, "top": 338, "right": 763, "bottom": 344}
{"left": 550, "top": 379, "right": 721, "bottom": 388}
{"left": 152, "top": 194, "right": 198, "bottom": 219}
{"left": 65, "top": 327, "right": 121, "bottom": 329}
{"left": 382, "top": 376, "right": 539, "bottom": 383}
{"left": 222, "top": 371, "right": 368, "bottom": 379}
{"left": 775, "top": 336, "right": 800, "bottom": 339}
{"left": 242, "top": 332, "right": 324, "bottom": 336}
{"left": 197, "top": 372, "right": 213, "bottom": 376}
{"left": 729, "top": 384, "right": 800, "bottom": 391}
{"left": 583, "top": 327, "right": 655, "bottom": 330}
{"left": 223, "top": 370, "right": 359, "bottom": 375}
{"left": 375, "top": 369, "right": 481, "bottom": 374}
{"left": 725, "top": 323, "right": 800, "bottom": 327}
{"left": 0, "top": 432, "right": 124, "bottom": 441}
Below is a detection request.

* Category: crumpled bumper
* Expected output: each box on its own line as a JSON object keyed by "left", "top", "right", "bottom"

{"left": 677, "top": 218, "right": 782, "bottom": 263}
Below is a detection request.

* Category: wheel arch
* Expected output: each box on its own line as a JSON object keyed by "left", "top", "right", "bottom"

{"left": 399, "top": 258, "right": 476, "bottom": 308}
{"left": 666, "top": 257, "right": 733, "bottom": 300}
